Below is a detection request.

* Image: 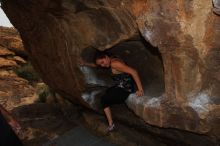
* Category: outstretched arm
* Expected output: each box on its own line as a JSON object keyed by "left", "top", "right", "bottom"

{"left": 78, "top": 58, "right": 97, "bottom": 67}
{"left": 111, "top": 61, "right": 144, "bottom": 96}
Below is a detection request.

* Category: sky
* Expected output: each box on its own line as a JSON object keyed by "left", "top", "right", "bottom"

{"left": 0, "top": 4, "right": 13, "bottom": 27}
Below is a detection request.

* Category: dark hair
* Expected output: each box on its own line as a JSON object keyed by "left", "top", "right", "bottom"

{"left": 94, "top": 50, "right": 113, "bottom": 62}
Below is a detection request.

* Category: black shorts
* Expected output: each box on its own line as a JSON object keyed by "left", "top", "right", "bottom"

{"left": 101, "top": 86, "right": 130, "bottom": 108}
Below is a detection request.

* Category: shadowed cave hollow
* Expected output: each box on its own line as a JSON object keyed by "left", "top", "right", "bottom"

{"left": 80, "top": 35, "right": 165, "bottom": 109}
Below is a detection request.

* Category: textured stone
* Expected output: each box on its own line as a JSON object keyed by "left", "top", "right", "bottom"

{"left": 10, "top": 56, "right": 27, "bottom": 64}
{"left": 0, "top": 57, "right": 18, "bottom": 68}
{"left": 0, "top": 70, "right": 36, "bottom": 110}
{"left": 0, "top": 27, "right": 27, "bottom": 68}
{"left": 12, "top": 103, "right": 79, "bottom": 146}
{"left": 0, "top": 46, "right": 15, "bottom": 56}
{"left": 0, "top": 26, "right": 27, "bottom": 58}
{"left": 1, "top": 0, "right": 220, "bottom": 144}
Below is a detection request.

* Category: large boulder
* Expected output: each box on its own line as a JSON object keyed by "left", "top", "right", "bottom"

{"left": 0, "top": 26, "right": 36, "bottom": 110}
{"left": 2, "top": 0, "right": 220, "bottom": 144}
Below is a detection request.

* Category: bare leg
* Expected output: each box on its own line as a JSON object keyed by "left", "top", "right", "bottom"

{"left": 104, "top": 107, "right": 113, "bottom": 126}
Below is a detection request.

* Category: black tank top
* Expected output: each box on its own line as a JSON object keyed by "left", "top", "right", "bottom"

{"left": 111, "top": 73, "right": 135, "bottom": 93}
{"left": 110, "top": 56, "right": 135, "bottom": 93}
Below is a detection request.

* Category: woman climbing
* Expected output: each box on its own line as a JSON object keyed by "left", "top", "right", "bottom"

{"left": 80, "top": 51, "right": 144, "bottom": 132}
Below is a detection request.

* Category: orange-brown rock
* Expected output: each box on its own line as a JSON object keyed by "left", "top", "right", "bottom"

{"left": 10, "top": 56, "right": 27, "bottom": 64}
{"left": 0, "top": 27, "right": 27, "bottom": 68}
{"left": 0, "top": 26, "right": 76, "bottom": 146}
{"left": 0, "top": 26, "right": 34, "bottom": 110}
{"left": 0, "top": 46, "right": 15, "bottom": 56}
{"left": 1, "top": 0, "right": 220, "bottom": 145}
{"left": 0, "top": 57, "right": 18, "bottom": 68}
{"left": 0, "top": 26, "right": 27, "bottom": 58}
{"left": 0, "top": 70, "right": 36, "bottom": 110}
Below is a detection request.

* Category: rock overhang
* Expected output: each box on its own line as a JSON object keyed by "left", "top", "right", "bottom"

{"left": 1, "top": 0, "right": 220, "bottom": 143}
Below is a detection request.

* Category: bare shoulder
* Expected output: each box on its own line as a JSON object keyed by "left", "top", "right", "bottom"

{"left": 111, "top": 57, "right": 124, "bottom": 62}
{"left": 110, "top": 59, "right": 125, "bottom": 67}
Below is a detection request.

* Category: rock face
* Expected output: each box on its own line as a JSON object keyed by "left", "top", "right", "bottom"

{"left": 0, "top": 26, "right": 34, "bottom": 110}
{"left": 0, "top": 26, "right": 27, "bottom": 68}
{"left": 2, "top": 0, "right": 220, "bottom": 144}
{"left": 0, "top": 27, "right": 80, "bottom": 146}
